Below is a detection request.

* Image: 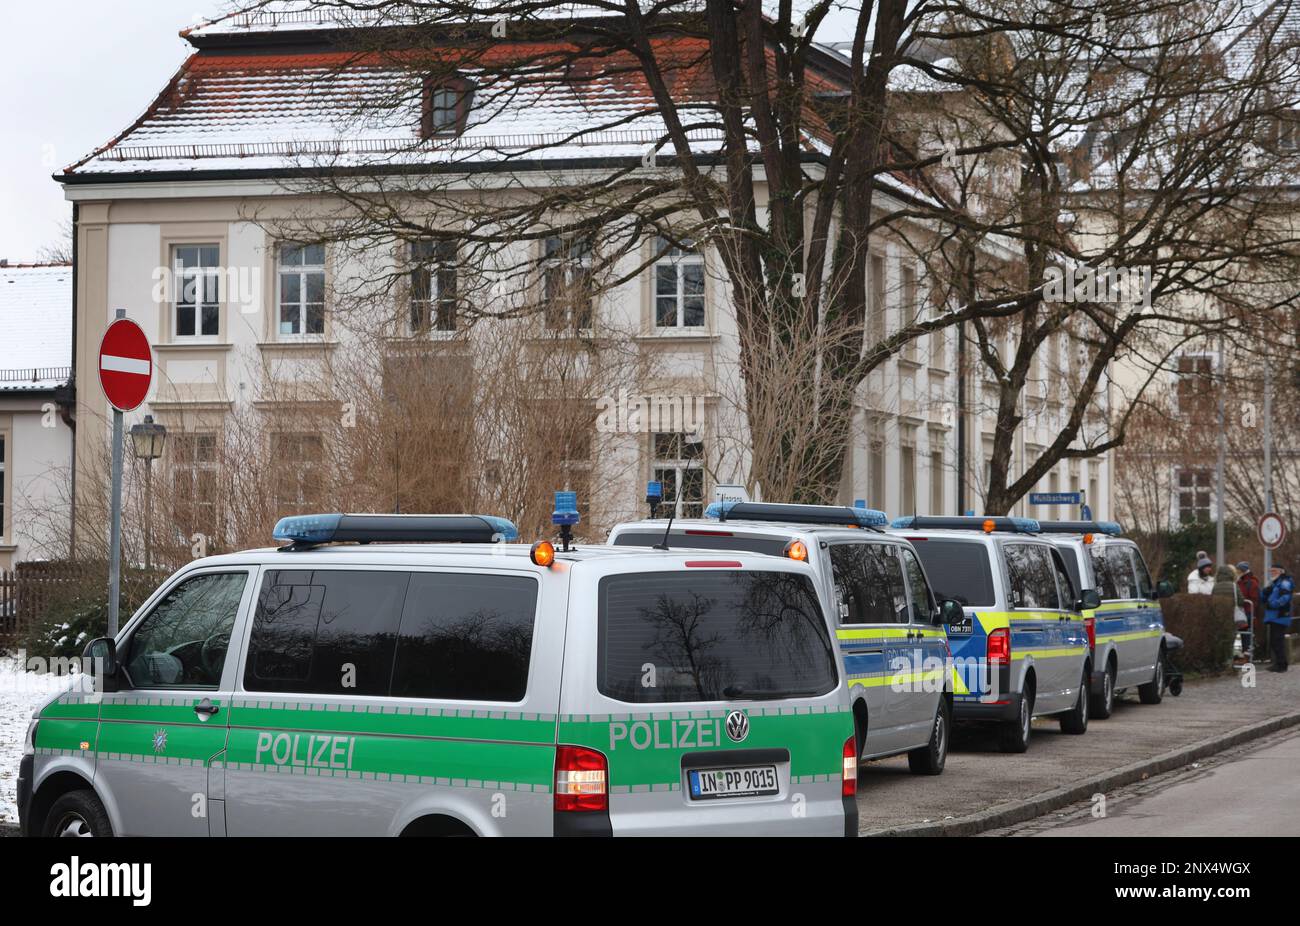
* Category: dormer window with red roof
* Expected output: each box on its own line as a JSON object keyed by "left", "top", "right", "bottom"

{"left": 422, "top": 77, "right": 473, "bottom": 139}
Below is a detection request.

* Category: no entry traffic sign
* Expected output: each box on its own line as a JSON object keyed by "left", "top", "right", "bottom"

{"left": 1258, "top": 512, "right": 1288, "bottom": 551}
{"left": 98, "top": 318, "right": 153, "bottom": 411}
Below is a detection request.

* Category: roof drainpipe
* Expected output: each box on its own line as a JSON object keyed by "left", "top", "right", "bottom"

{"left": 65, "top": 201, "right": 79, "bottom": 558}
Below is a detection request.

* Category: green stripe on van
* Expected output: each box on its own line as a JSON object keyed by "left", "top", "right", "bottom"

{"left": 558, "top": 707, "right": 853, "bottom": 788}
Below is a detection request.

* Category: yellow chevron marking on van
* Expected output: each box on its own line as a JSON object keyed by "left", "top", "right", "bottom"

{"left": 836, "top": 628, "right": 947, "bottom": 640}
{"left": 1011, "top": 646, "right": 1089, "bottom": 660}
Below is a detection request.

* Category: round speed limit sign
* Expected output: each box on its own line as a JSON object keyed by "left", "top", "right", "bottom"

{"left": 1258, "top": 512, "right": 1287, "bottom": 550}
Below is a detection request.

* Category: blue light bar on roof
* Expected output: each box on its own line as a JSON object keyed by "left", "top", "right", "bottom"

{"left": 1034, "top": 519, "right": 1124, "bottom": 536}
{"left": 704, "top": 500, "right": 888, "bottom": 528}
{"left": 273, "top": 513, "right": 519, "bottom": 546}
{"left": 646, "top": 481, "right": 663, "bottom": 503}
{"left": 890, "top": 515, "right": 1041, "bottom": 533}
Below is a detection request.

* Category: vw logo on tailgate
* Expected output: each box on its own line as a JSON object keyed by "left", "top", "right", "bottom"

{"left": 724, "top": 710, "right": 750, "bottom": 743}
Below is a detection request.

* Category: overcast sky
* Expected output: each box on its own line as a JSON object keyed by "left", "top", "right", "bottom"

{"left": 0, "top": 1, "right": 206, "bottom": 260}
{"left": 0, "top": 1, "right": 863, "bottom": 262}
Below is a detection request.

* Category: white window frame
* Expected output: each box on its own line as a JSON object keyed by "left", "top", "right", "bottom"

{"left": 410, "top": 239, "right": 458, "bottom": 335}
{"left": 171, "top": 244, "right": 222, "bottom": 341}
{"left": 652, "top": 431, "right": 705, "bottom": 518}
{"left": 541, "top": 235, "right": 594, "bottom": 332}
{"left": 276, "top": 243, "right": 327, "bottom": 340}
{"left": 171, "top": 431, "right": 220, "bottom": 538}
{"left": 272, "top": 432, "right": 326, "bottom": 512}
{"left": 652, "top": 238, "right": 706, "bottom": 329}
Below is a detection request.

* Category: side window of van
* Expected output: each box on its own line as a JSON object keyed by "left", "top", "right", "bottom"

{"left": 391, "top": 573, "right": 537, "bottom": 702}
{"left": 126, "top": 572, "right": 247, "bottom": 688}
{"left": 1089, "top": 545, "right": 1118, "bottom": 599}
{"left": 829, "top": 544, "right": 908, "bottom": 624}
{"left": 1049, "top": 547, "right": 1078, "bottom": 606}
{"left": 1131, "top": 548, "right": 1155, "bottom": 598}
{"left": 1004, "top": 544, "right": 1060, "bottom": 610}
{"left": 1104, "top": 546, "right": 1139, "bottom": 600}
{"left": 899, "top": 547, "right": 935, "bottom": 623}
{"left": 245, "top": 570, "right": 409, "bottom": 695}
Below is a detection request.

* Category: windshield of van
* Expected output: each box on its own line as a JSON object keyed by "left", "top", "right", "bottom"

{"left": 906, "top": 538, "right": 997, "bottom": 607}
{"left": 597, "top": 570, "right": 836, "bottom": 703}
{"left": 611, "top": 529, "right": 791, "bottom": 557}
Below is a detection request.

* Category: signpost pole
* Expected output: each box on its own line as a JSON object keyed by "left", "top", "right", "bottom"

{"left": 107, "top": 407, "right": 124, "bottom": 638}
{"left": 1264, "top": 365, "right": 1274, "bottom": 578}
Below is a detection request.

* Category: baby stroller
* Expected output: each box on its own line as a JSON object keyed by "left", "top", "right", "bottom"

{"left": 1161, "top": 632, "right": 1184, "bottom": 697}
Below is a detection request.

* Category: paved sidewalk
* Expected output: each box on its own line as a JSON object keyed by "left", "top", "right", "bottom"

{"left": 988, "top": 726, "right": 1300, "bottom": 836}
{"left": 857, "top": 665, "right": 1300, "bottom": 835}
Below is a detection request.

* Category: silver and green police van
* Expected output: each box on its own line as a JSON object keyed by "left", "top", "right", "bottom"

{"left": 889, "top": 516, "right": 1098, "bottom": 753}
{"left": 1038, "top": 520, "right": 1172, "bottom": 718}
{"left": 18, "top": 510, "right": 859, "bottom": 837}
{"left": 609, "top": 501, "right": 962, "bottom": 775}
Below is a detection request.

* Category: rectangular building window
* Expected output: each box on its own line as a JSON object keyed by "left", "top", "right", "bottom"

{"left": 929, "top": 448, "right": 944, "bottom": 515}
{"left": 171, "top": 432, "right": 219, "bottom": 539}
{"left": 653, "top": 238, "right": 705, "bottom": 328}
{"left": 653, "top": 431, "right": 705, "bottom": 518}
{"left": 869, "top": 254, "right": 886, "bottom": 343}
{"left": 1175, "top": 354, "right": 1215, "bottom": 418}
{"left": 900, "top": 263, "right": 918, "bottom": 360}
{"left": 172, "top": 245, "right": 220, "bottom": 338}
{"left": 272, "top": 432, "right": 325, "bottom": 513}
{"left": 410, "top": 239, "right": 458, "bottom": 332}
{"left": 900, "top": 441, "right": 917, "bottom": 515}
{"left": 277, "top": 243, "right": 326, "bottom": 337}
{"left": 1177, "top": 468, "right": 1212, "bottom": 524}
{"left": 868, "top": 426, "right": 886, "bottom": 511}
{"left": 541, "top": 235, "right": 593, "bottom": 330}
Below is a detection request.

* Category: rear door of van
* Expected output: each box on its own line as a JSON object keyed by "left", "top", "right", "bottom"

{"left": 558, "top": 557, "right": 855, "bottom": 836}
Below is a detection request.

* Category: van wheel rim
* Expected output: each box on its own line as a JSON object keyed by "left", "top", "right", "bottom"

{"left": 935, "top": 711, "right": 947, "bottom": 758}
{"left": 1104, "top": 671, "right": 1113, "bottom": 710}
{"left": 55, "top": 813, "right": 93, "bottom": 838}
{"left": 1020, "top": 699, "right": 1030, "bottom": 739}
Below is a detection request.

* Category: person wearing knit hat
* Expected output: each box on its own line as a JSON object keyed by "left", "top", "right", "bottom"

{"left": 1187, "top": 553, "right": 1215, "bottom": 595}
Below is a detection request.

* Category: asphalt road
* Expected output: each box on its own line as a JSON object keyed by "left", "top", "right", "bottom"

{"left": 988, "top": 726, "right": 1300, "bottom": 837}
{"left": 855, "top": 665, "right": 1300, "bottom": 834}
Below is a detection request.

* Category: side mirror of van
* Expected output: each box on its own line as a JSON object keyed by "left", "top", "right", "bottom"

{"left": 1076, "top": 589, "right": 1102, "bottom": 612}
{"left": 1153, "top": 579, "right": 1175, "bottom": 600}
{"left": 936, "top": 598, "right": 965, "bottom": 626}
{"left": 82, "top": 637, "right": 121, "bottom": 692}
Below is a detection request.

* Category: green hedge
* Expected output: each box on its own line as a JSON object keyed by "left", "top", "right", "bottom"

{"left": 1159, "top": 593, "right": 1236, "bottom": 674}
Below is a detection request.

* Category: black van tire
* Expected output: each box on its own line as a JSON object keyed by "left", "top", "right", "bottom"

{"left": 1139, "top": 649, "right": 1165, "bottom": 704}
{"left": 42, "top": 790, "right": 112, "bottom": 838}
{"left": 1060, "top": 669, "right": 1090, "bottom": 734}
{"left": 998, "top": 681, "right": 1033, "bottom": 753}
{"left": 1090, "top": 659, "right": 1116, "bottom": 719}
{"left": 908, "top": 699, "right": 949, "bottom": 775}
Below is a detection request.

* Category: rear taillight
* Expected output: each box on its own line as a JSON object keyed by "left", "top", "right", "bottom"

{"left": 842, "top": 736, "right": 858, "bottom": 797}
{"left": 554, "top": 745, "right": 608, "bottom": 812}
{"left": 1084, "top": 616, "right": 1096, "bottom": 651}
{"left": 987, "top": 627, "right": 1011, "bottom": 665}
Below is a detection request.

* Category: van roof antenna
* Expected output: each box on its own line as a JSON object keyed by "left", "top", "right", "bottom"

{"left": 654, "top": 512, "right": 675, "bottom": 551}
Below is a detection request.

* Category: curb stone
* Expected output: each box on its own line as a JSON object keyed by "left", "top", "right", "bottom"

{"left": 864, "top": 710, "right": 1300, "bottom": 837}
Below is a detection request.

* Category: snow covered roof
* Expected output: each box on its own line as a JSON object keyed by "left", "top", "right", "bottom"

{"left": 59, "top": 7, "right": 850, "bottom": 182}
{"left": 184, "top": 0, "right": 622, "bottom": 39}
{"left": 0, "top": 263, "right": 72, "bottom": 392}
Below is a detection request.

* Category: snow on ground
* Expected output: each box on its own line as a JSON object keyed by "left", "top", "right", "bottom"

{"left": 0, "top": 656, "right": 75, "bottom": 825}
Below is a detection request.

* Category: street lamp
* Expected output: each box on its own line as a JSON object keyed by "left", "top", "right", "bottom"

{"left": 129, "top": 415, "right": 167, "bottom": 570}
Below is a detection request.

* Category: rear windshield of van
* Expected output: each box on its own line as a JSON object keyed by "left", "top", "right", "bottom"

{"left": 611, "top": 530, "right": 790, "bottom": 557}
{"left": 597, "top": 570, "right": 837, "bottom": 703}
{"left": 907, "top": 539, "right": 997, "bottom": 607}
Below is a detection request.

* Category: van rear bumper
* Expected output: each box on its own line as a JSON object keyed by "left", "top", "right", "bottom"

{"left": 951, "top": 692, "right": 1023, "bottom": 724}
{"left": 16, "top": 754, "right": 33, "bottom": 836}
